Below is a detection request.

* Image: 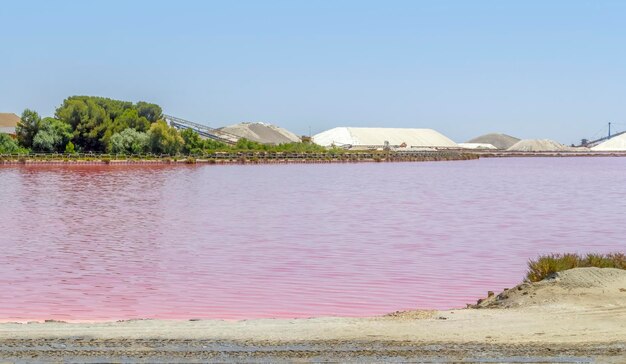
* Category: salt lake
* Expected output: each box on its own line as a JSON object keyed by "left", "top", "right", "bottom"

{"left": 0, "top": 157, "right": 624, "bottom": 321}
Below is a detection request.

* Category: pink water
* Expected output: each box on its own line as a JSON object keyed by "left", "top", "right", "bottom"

{"left": 0, "top": 158, "right": 624, "bottom": 321}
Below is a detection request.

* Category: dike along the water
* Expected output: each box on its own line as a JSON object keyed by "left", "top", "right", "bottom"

{"left": 0, "top": 151, "right": 479, "bottom": 165}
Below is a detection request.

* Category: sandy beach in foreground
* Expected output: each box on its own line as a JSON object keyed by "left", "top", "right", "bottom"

{"left": 1, "top": 267, "right": 624, "bottom": 363}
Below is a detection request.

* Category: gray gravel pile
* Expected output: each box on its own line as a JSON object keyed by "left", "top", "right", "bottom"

{"left": 467, "top": 133, "right": 520, "bottom": 150}
{"left": 221, "top": 122, "right": 301, "bottom": 145}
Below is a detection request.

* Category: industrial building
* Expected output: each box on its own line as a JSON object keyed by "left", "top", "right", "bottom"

{"left": 0, "top": 113, "right": 20, "bottom": 136}
{"left": 312, "top": 127, "right": 458, "bottom": 149}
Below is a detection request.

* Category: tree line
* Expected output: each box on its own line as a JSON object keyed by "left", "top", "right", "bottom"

{"left": 0, "top": 96, "right": 329, "bottom": 155}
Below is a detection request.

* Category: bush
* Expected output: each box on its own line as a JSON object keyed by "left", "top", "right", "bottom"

{"left": 108, "top": 128, "right": 149, "bottom": 154}
{"left": 65, "top": 141, "right": 76, "bottom": 154}
{"left": 526, "top": 252, "right": 625, "bottom": 282}
{"left": 0, "top": 134, "right": 28, "bottom": 154}
{"left": 32, "top": 118, "right": 72, "bottom": 152}
{"left": 148, "top": 121, "right": 183, "bottom": 155}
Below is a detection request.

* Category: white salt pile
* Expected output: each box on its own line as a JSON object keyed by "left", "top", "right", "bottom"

{"left": 313, "top": 127, "right": 458, "bottom": 148}
{"left": 220, "top": 122, "right": 301, "bottom": 145}
{"left": 457, "top": 143, "right": 497, "bottom": 150}
{"left": 591, "top": 133, "right": 626, "bottom": 151}
{"left": 507, "top": 139, "right": 569, "bottom": 152}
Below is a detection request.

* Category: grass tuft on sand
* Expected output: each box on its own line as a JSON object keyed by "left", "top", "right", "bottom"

{"left": 526, "top": 252, "right": 625, "bottom": 282}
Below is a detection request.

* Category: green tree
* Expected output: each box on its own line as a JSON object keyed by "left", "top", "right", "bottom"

{"left": 32, "top": 131, "right": 55, "bottom": 152}
{"left": 65, "top": 141, "right": 76, "bottom": 154}
{"left": 203, "top": 138, "right": 228, "bottom": 151}
{"left": 95, "top": 97, "right": 132, "bottom": 121}
{"left": 0, "top": 134, "right": 26, "bottom": 154}
{"left": 55, "top": 98, "right": 88, "bottom": 130}
{"left": 273, "top": 142, "right": 328, "bottom": 153}
{"left": 234, "top": 138, "right": 267, "bottom": 151}
{"left": 148, "top": 121, "right": 184, "bottom": 155}
{"left": 32, "top": 118, "right": 73, "bottom": 152}
{"left": 181, "top": 128, "right": 203, "bottom": 154}
{"left": 136, "top": 101, "right": 162, "bottom": 123}
{"left": 59, "top": 96, "right": 133, "bottom": 122}
{"left": 108, "top": 128, "right": 149, "bottom": 154}
{"left": 15, "top": 109, "right": 42, "bottom": 149}
{"left": 56, "top": 97, "right": 112, "bottom": 151}
{"left": 114, "top": 109, "right": 150, "bottom": 132}
{"left": 55, "top": 96, "right": 164, "bottom": 152}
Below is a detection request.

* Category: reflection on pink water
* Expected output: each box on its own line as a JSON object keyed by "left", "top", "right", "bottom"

{"left": 0, "top": 158, "right": 625, "bottom": 321}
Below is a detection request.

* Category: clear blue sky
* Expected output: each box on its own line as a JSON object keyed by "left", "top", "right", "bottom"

{"left": 1, "top": 0, "right": 625, "bottom": 144}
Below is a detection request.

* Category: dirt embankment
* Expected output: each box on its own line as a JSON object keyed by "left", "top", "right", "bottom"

{"left": 474, "top": 267, "right": 626, "bottom": 309}
{"left": 0, "top": 268, "right": 624, "bottom": 362}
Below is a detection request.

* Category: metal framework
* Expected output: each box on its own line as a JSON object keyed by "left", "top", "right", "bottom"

{"left": 163, "top": 115, "right": 240, "bottom": 145}
{"left": 580, "top": 130, "right": 626, "bottom": 148}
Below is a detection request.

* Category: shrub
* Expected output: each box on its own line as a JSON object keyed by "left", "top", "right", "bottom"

{"left": 148, "top": 121, "right": 184, "bottom": 155}
{"left": 32, "top": 118, "right": 72, "bottom": 152}
{"left": 0, "top": 134, "right": 27, "bottom": 154}
{"left": 65, "top": 141, "right": 76, "bottom": 154}
{"left": 526, "top": 252, "right": 626, "bottom": 282}
{"left": 109, "top": 128, "right": 149, "bottom": 154}
{"left": 605, "top": 252, "right": 626, "bottom": 268}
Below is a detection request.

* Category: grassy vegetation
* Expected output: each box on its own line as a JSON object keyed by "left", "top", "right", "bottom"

{"left": 526, "top": 252, "right": 626, "bottom": 282}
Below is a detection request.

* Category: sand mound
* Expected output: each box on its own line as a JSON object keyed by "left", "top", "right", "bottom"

{"left": 467, "top": 133, "right": 520, "bottom": 150}
{"left": 507, "top": 139, "right": 569, "bottom": 152}
{"left": 552, "top": 267, "right": 626, "bottom": 288}
{"left": 220, "top": 122, "right": 301, "bottom": 145}
{"left": 476, "top": 268, "right": 626, "bottom": 309}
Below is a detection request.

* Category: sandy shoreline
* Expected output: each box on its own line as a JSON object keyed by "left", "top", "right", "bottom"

{"left": 1, "top": 268, "right": 624, "bottom": 362}
{"left": 1, "top": 308, "right": 623, "bottom": 362}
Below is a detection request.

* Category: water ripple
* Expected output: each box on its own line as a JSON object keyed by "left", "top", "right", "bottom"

{"left": 0, "top": 158, "right": 625, "bottom": 321}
